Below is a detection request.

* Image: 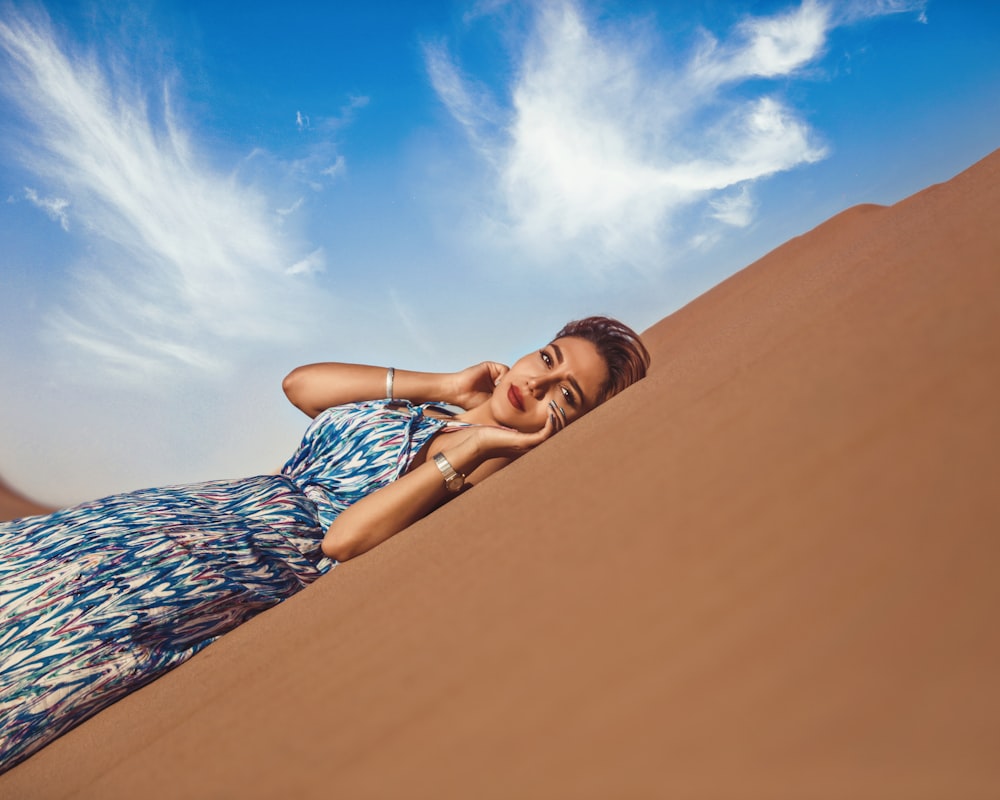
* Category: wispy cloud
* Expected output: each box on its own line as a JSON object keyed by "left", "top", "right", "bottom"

{"left": 24, "top": 186, "right": 70, "bottom": 230}
{"left": 320, "top": 155, "right": 346, "bottom": 180}
{"left": 313, "top": 94, "right": 370, "bottom": 134}
{"left": 709, "top": 186, "right": 755, "bottom": 228}
{"left": 463, "top": 0, "right": 515, "bottom": 26}
{"left": 832, "top": 0, "right": 928, "bottom": 25}
{"left": 425, "top": 41, "right": 505, "bottom": 164}
{"left": 287, "top": 96, "right": 367, "bottom": 189}
{"left": 0, "top": 8, "right": 321, "bottom": 380}
{"left": 425, "top": 0, "right": 925, "bottom": 272}
{"left": 277, "top": 196, "right": 305, "bottom": 217}
{"left": 286, "top": 247, "right": 325, "bottom": 276}
{"left": 689, "top": 0, "right": 830, "bottom": 88}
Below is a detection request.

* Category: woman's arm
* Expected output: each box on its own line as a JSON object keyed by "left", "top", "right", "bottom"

{"left": 283, "top": 361, "right": 509, "bottom": 418}
{"left": 321, "top": 419, "right": 555, "bottom": 561}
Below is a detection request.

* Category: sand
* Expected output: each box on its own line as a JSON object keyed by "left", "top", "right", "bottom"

{"left": 0, "top": 479, "right": 53, "bottom": 521}
{"left": 2, "top": 149, "right": 999, "bottom": 798}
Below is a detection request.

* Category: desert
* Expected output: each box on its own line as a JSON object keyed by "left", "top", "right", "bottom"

{"left": 2, "top": 149, "right": 998, "bottom": 797}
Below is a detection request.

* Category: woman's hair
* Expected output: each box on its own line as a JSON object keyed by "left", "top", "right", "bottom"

{"left": 554, "top": 316, "right": 650, "bottom": 405}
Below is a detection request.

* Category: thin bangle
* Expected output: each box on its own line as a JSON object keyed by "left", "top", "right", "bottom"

{"left": 386, "top": 366, "right": 395, "bottom": 400}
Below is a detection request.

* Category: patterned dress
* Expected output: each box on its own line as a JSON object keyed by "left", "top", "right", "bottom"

{"left": 0, "top": 400, "right": 467, "bottom": 773}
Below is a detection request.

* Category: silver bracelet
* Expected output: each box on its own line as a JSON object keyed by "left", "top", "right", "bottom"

{"left": 386, "top": 366, "right": 395, "bottom": 400}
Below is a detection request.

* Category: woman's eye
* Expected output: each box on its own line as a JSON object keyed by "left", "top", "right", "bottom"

{"left": 561, "top": 386, "right": 572, "bottom": 401}
{"left": 540, "top": 350, "right": 552, "bottom": 367}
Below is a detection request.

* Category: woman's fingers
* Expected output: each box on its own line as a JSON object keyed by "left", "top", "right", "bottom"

{"left": 453, "top": 362, "right": 509, "bottom": 407}
{"left": 488, "top": 362, "right": 509, "bottom": 387}
{"left": 530, "top": 411, "right": 559, "bottom": 445}
{"left": 474, "top": 416, "right": 555, "bottom": 458}
{"left": 548, "top": 400, "right": 567, "bottom": 432}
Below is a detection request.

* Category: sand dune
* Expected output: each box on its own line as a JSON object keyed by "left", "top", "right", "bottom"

{"left": 0, "top": 479, "right": 53, "bottom": 522}
{"left": 2, "top": 149, "right": 998, "bottom": 798}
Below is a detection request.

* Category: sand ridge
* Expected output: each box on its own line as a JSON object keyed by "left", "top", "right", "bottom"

{"left": 0, "top": 479, "right": 53, "bottom": 522}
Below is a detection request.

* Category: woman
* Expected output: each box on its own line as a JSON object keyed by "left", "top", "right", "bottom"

{"left": 0, "top": 316, "right": 649, "bottom": 772}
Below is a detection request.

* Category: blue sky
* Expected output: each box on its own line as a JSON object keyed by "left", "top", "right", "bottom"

{"left": 1, "top": 0, "right": 998, "bottom": 504}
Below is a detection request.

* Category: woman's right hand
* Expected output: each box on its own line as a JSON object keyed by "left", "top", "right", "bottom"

{"left": 463, "top": 413, "right": 559, "bottom": 462}
{"left": 448, "top": 361, "right": 509, "bottom": 410}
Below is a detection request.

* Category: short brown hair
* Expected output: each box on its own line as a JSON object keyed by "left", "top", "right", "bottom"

{"left": 554, "top": 316, "right": 650, "bottom": 405}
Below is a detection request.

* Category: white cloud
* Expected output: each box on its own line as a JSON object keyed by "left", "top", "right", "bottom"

{"left": 286, "top": 247, "right": 325, "bottom": 276}
{"left": 424, "top": 41, "right": 504, "bottom": 163}
{"left": 463, "top": 0, "right": 515, "bottom": 25}
{"left": 710, "top": 186, "right": 755, "bottom": 228}
{"left": 690, "top": 0, "right": 830, "bottom": 88}
{"left": 0, "top": 9, "right": 321, "bottom": 381}
{"left": 424, "top": 0, "right": 916, "bottom": 272}
{"left": 318, "top": 94, "right": 370, "bottom": 132}
{"left": 320, "top": 155, "right": 346, "bottom": 180}
{"left": 24, "top": 186, "right": 71, "bottom": 230}
{"left": 284, "top": 97, "right": 365, "bottom": 189}
{"left": 277, "top": 196, "right": 305, "bottom": 217}
{"left": 832, "top": 0, "right": 928, "bottom": 26}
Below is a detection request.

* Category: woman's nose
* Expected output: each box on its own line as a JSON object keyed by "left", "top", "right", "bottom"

{"left": 527, "top": 375, "right": 549, "bottom": 398}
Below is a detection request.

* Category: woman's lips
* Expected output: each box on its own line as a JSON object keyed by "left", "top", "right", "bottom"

{"left": 508, "top": 385, "right": 524, "bottom": 411}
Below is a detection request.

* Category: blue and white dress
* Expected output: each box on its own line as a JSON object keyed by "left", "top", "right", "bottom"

{"left": 0, "top": 400, "right": 466, "bottom": 772}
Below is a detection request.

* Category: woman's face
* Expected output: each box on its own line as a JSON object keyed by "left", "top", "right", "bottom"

{"left": 490, "top": 336, "right": 609, "bottom": 433}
